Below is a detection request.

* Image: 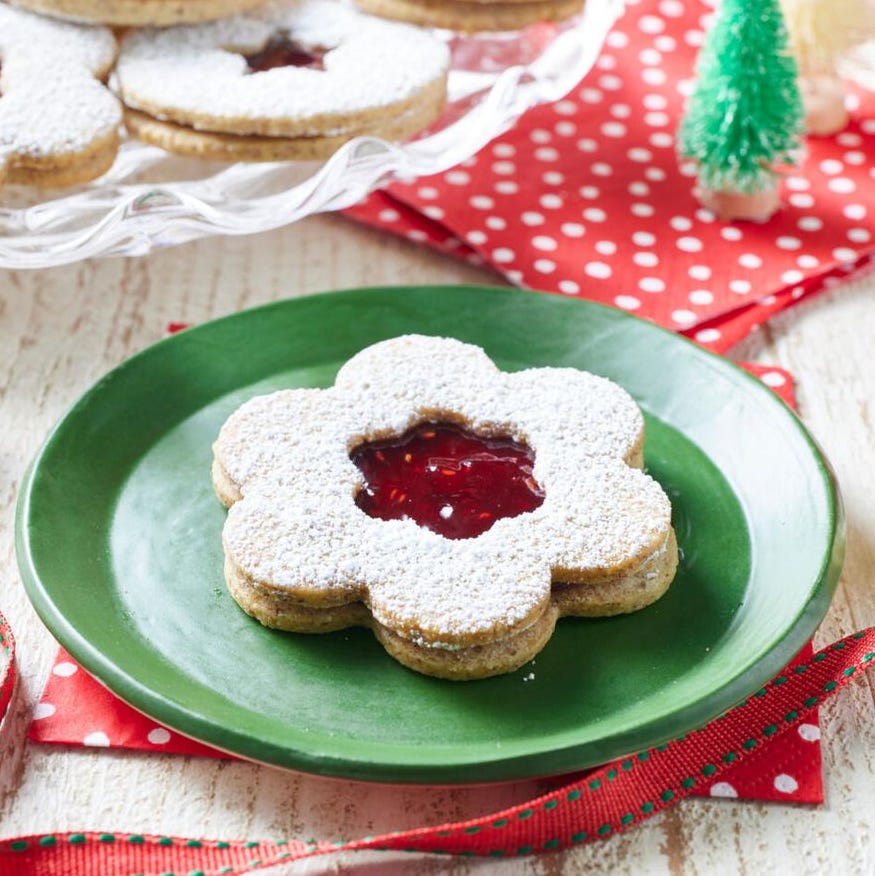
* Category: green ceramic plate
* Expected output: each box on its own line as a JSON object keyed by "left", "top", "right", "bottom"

{"left": 16, "top": 286, "right": 844, "bottom": 783}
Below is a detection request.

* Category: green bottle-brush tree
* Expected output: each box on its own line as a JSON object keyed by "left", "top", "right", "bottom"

{"left": 678, "top": 0, "right": 805, "bottom": 198}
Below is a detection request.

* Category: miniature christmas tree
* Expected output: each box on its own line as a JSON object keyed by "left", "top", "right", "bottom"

{"left": 780, "top": 0, "right": 875, "bottom": 135}
{"left": 678, "top": 0, "right": 804, "bottom": 222}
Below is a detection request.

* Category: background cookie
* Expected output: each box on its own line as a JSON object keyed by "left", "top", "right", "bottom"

{"left": 353, "top": 0, "right": 586, "bottom": 32}
{"left": 0, "top": 6, "right": 121, "bottom": 189}
{"left": 122, "top": 75, "right": 446, "bottom": 160}
{"left": 115, "top": 0, "right": 450, "bottom": 160}
{"left": 5, "top": 0, "right": 266, "bottom": 26}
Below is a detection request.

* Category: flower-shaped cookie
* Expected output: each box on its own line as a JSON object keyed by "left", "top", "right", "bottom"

{"left": 115, "top": 0, "right": 450, "bottom": 162}
{"left": 0, "top": 6, "right": 121, "bottom": 189}
{"left": 213, "top": 335, "right": 678, "bottom": 680}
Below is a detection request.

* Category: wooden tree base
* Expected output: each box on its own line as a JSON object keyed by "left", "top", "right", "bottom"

{"left": 695, "top": 181, "right": 781, "bottom": 223}
{"left": 801, "top": 75, "right": 849, "bottom": 136}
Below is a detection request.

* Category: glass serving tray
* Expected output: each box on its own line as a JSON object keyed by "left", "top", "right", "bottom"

{"left": 0, "top": 0, "right": 622, "bottom": 270}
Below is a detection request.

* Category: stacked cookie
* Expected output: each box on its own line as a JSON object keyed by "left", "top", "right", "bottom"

{"left": 1, "top": 0, "right": 586, "bottom": 188}
{"left": 7, "top": 0, "right": 265, "bottom": 25}
{"left": 115, "top": 0, "right": 452, "bottom": 161}
{"left": 0, "top": 6, "right": 121, "bottom": 188}
{"left": 354, "top": 0, "right": 585, "bottom": 33}
{"left": 213, "top": 335, "right": 678, "bottom": 681}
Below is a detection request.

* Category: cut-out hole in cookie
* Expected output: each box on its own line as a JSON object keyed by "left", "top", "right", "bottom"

{"left": 351, "top": 421, "right": 545, "bottom": 540}
{"left": 243, "top": 33, "right": 327, "bottom": 72}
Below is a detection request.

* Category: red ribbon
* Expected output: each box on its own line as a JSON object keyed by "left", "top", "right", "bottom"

{"left": 2, "top": 625, "right": 873, "bottom": 875}
{"left": 0, "top": 612, "right": 16, "bottom": 736}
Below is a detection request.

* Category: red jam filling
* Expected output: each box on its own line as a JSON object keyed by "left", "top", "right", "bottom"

{"left": 245, "top": 35, "right": 326, "bottom": 72}
{"left": 351, "top": 421, "right": 545, "bottom": 540}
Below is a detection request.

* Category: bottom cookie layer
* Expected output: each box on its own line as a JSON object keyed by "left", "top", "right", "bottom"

{"left": 7, "top": 0, "right": 264, "bottom": 25}
{"left": 374, "top": 606, "right": 560, "bottom": 681}
{"left": 125, "top": 104, "right": 440, "bottom": 161}
{"left": 122, "top": 80, "right": 446, "bottom": 162}
{"left": 225, "top": 529, "right": 677, "bottom": 681}
{"left": 552, "top": 529, "right": 678, "bottom": 617}
{"left": 4, "top": 130, "right": 119, "bottom": 188}
{"left": 228, "top": 555, "right": 560, "bottom": 681}
{"left": 354, "top": 0, "right": 585, "bottom": 32}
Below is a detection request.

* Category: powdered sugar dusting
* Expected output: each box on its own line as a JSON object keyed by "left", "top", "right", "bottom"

{"left": 115, "top": 0, "right": 450, "bottom": 136}
{"left": 216, "top": 335, "right": 673, "bottom": 646}
{"left": 0, "top": 7, "right": 120, "bottom": 159}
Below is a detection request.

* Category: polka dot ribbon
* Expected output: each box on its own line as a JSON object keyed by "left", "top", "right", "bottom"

{"left": 0, "top": 611, "right": 16, "bottom": 740}
{"left": 2, "top": 626, "right": 874, "bottom": 875}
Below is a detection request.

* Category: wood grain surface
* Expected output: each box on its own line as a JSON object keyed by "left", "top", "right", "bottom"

{"left": 1, "top": 214, "right": 873, "bottom": 874}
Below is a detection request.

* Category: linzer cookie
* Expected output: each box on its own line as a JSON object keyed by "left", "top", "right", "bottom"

{"left": 353, "top": 0, "right": 585, "bottom": 33}
{"left": 114, "top": 0, "right": 450, "bottom": 161}
{"left": 0, "top": 6, "right": 121, "bottom": 189}
{"left": 212, "top": 335, "right": 678, "bottom": 681}
{"left": 5, "top": 0, "right": 266, "bottom": 26}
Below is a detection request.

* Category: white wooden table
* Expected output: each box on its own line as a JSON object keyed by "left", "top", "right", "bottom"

{"left": 1, "top": 214, "right": 874, "bottom": 873}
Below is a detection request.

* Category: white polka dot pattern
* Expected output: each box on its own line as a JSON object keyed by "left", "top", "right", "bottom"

{"left": 348, "top": 0, "right": 875, "bottom": 354}
{"left": 32, "top": 639, "right": 826, "bottom": 803}
{"left": 31, "top": 648, "right": 227, "bottom": 758}
{"left": 773, "top": 773, "right": 800, "bottom": 794}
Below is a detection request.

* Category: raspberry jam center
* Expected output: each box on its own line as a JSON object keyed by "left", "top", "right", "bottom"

{"left": 245, "top": 35, "right": 326, "bottom": 72}
{"left": 351, "top": 421, "right": 545, "bottom": 540}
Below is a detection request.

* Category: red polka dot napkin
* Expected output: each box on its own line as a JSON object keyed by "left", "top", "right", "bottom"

{"left": 29, "top": 649, "right": 220, "bottom": 760}
{"left": 13, "top": 628, "right": 875, "bottom": 874}
{"left": 346, "top": 0, "right": 875, "bottom": 353}
{"left": 29, "top": 645, "right": 824, "bottom": 805}
{"left": 27, "top": 363, "right": 826, "bottom": 805}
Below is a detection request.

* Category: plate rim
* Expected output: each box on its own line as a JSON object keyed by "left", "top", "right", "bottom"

{"left": 15, "top": 285, "right": 845, "bottom": 783}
